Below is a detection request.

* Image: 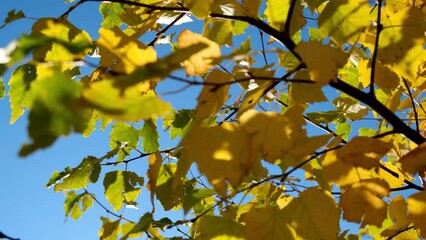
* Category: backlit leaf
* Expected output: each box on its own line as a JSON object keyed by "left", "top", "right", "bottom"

{"left": 99, "top": 217, "right": 120, "bottom": 240}
{"left": 156, "top": 163, "right": 183, "bottom": 210}
{"left": 290, "top": 70, "right": 326, "bottom": 104}
{"left": 282, "top": 188, "right": 340, "bottom": 240}
{"left": 265, "top": 0, "right": 306, "bottom": 36}
{"left": 64, "top": 191, "right": 93, "bottom": 220}
{"left": 177, "top": 29, "right": 221, "bottom": 76}
{"left": 243, "top": 207, "right": 297, "bottom": 240}
{"left": 318, "top": 0, "right": 370, "bottom": 44}
{"left": 82, "top": 80, "right": 172, "bottom": 121}
{"left": 192, "top": 216, "right": 245, "bottom": 239}
{"left": 195, "top": 69, "right": 232, "bottom": 121}
{"left": 381, "top": 195, "right": 411, "bottom": 237}
{"left": 184, "top": 0, "right": 213, "bottom": 19}
{"left": 295, "top": 41, "right": 348, "bottom": 85}
{"left": 340, "top": 178, "right": 389, "bottom": 226}
{"left": 99, "top": 2, "right": 122, "bottom": 29}
{"left": 407, "top": 190, "right": 426, "bottom": 233}
{"left": 203, "top": 19, "right": 233, "bottom": 46}
{"left": 336, "top": 137, "right": 392, "bottom": 169}
{"left": 110, "top": 122, "right": 139, "bottom": 162}
{"left": 146, "top": 152, "right": 162, "bottom": 213}
{"left": 399, "top": 141, "right": 426, "bottom": 174}
{"left": 1, "top": 10, "right": 25, "bottom": 29}
{"left": 103, "top": 171, "right": 144, "bottom": 211}
{"left": 8, "top": 64, "right": 37, "bottom": 123}
{"left": 54, "top": 156, "right": 100, "bottom": 192}
{"left": 140, "top": 119, "right": 159, "bottom": 153}
{"left": 183, "top": 123, "right": 253, "bottom": 196}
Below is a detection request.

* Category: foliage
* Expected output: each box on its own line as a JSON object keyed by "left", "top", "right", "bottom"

{"left": 1, "top": 0, "right": 426, "bottom": 239}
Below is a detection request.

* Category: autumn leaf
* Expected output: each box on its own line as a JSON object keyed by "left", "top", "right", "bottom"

{"left": 195, "top": 69, "right": 232, "bottom": 121}
{"left": 381, "top": 195, "right": 412, "bottom": 237}
{"left": 399, "top": 141, "right": 426, "bottom": 175}
{"left": 339, "top": 178, "right": 390, "bottom": 226}
{"left": 407, "top": 190, "right": 426, "bottom": 234}
{"left": 336, "top": 136, "right": 392, "bottom": 169}
{"left": 183, "top": 123, "right": 254, "bottom": 196}
{"left": 177, "top": 29, "right": 221, "bottom": 76}
{"left": 192, "top": 216, "right": 245, "bottom": 239}
{"left": 146, "top": 152, "right": 162, "bottom": 213}
{"left": 295, "top": 41, "right": 348, "bottom": 85}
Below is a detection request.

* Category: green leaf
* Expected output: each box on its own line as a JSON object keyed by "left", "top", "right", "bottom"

{"left": 306, "top": 110, "right": 341, "bottom": 124}
{"left": 99, "top": 217, "right": 120, "bottom": 240}
{"left": 140, "top": 119, "right": 159, "bottom": 153}
{"left": 184, "top": 0, "right": 213, "bottom": 19}
{"left": 19, "top": 70, "right": 88, "bottom": 156}
{"left": 103, "top": 171, "right": 144, "bottom": 211}
{"left": 156, "top": 164, "right": 183, "bottom": 210}
{"left": 232, "top": 21, "right": 249, "bottom": 35}
{"left": 64, "top": 191, "right": 93, "bottom": 220}
{"left": 54, "top": 156, "right": 100, "bottom": 192}
{"left": 82, "top": 80, "right": 172, "bottom": 121}
{"left": 121, "top": 213, "right": 153, "bottom": 240}
{"left": 278, "top": 51, "right": 300, "bottom": 69}
{"left": 165, "top": 109, "right": 195, "bottom": 140}
{"left": 336, "top": 122, "right": 351, "bottom": 140}
{"left": 110, "top": 122, "right": 139, "bottom": 162}
{"left": 0, "top": 78, "right": 5, "bottom": 99}
{"left": 183, "top": 183, "right": 215, "bottom": 214}
{"left": 8, "top": 64, "right": 37, "bottom": 123}
{"left": 100, "top": 2, "right": 123, "bottom": 29}
{"left": 203, "top": 19, "right": 233, "bottom": 46}
{"left": 359, "top": 128, "right": 376, "bottom": 137}
{"left": 1, "top": 10, "right": 26, "bottom": 29}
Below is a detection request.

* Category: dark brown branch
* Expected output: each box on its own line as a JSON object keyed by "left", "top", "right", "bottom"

{"left": 57, "top": 0, "right": 84, "bottom": 19}
{"left": 148, "top": 13, "right": 186, "bottom": 46}
{"left": 284, "top": 0, "right": 297, "bottom": 35}
{"left": 0, "top": 231, "right": 19, "bottom": 240}
{"left": 258, "top": 30, "right": 268, "bottom": 65}
{"left": 402, "top": 77, "right": 420, "bottom": 133}
{"left": 369, "top": 0, "right": 383, "bottom": 96}
{"left": 385, "top": 226, "right": 415, "bottom": 240}
{"left": 329, "top": 79, "right": 425, "bottom": 144}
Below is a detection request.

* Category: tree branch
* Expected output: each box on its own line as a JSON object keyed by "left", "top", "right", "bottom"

{"left": 369, "top": 0, "right": 383, "bottom": 96}
{"left": 402, "top": 77, "right": 420, "bottom": 133}
{"left": 0, "top": 231, "right": 19, "bottom": 240}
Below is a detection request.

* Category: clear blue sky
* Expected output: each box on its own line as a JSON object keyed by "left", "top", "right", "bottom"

{"left": 0, "top": 1, "right": 381, "bottom": 239}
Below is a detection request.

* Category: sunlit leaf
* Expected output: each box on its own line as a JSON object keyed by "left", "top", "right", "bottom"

{"left": 340, "top": 178, "right": 389, "bottom": 226}
{"left": 192, "top": 216, "right": 245, "bottom": 239}
{"left": 155, "top": 163, "right": 183, "bottom": 210}
{"left": 407, "top": 190, "right": 426, "bottom": 233}
{"left": 99, "top": 2, "right": 122, "bottom": 29}
{"left": 265, "top": 0, "right": 306, "bottom": 35}
{"left": 195, "top": 69, "right": 232, "bottom": 121}
{"left": 381, "top": 195, "right": 412, "bottom": 237}
{"left": 146, "top": 152, "right": 162, "bottom": 213}
{"left": 336, "top": 137, "right": 392, "bottom": 169}
{"left": 203, "top": 19, "right": 233, "bottom": 46}
{"left": 318, "top": 0, "right": 370, "bottom": 44}
{"left": 54, "top": 156, "right": 100, "bottom": 192}
{"left": 140, "top": 119, "right": 159, "bottom": 153}
{"left": 99, "top": 217, "right": 120, "bottom": 240}
{"left": 295, "top": 41, "right": 348, "bottom": 85}
{"left": 64, "top": 191, "right": 93, "bottom": 220}
{"left": 110, "top": 122, "right": 139, "bottom": 162}
{"left": 399, "top": 141, "right": 426, "bottom": 174}
{"left": 177, "top": 29, "right": 221, "bottom": 76}
{"left": 184, "top": 0, "right": 213, "bottom": 19}
{"left": 82, "top": 80, "right": 172, "bottom": 121}
{"left": 103, "top": 171, "right": 144, "bottom": 211}
{"left": 8, "top": 64, "right": 37, "bottom": 123}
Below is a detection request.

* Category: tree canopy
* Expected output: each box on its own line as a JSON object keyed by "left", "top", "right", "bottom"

{"left": 1, "top": 0, "right": 426, "bottom": 239}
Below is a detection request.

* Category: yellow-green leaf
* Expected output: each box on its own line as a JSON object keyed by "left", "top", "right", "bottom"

{"left": 110, "top": 122, "right": 139, "bottom": 162}
{"left": 318, "top": 0, "right": 370, "bottom": 44}
{"left": 140, "top": 119, "right": 159, "bottom": 153}
{"left": 265, "top": 0, "right": 306, "bottom": 35}
{"left": 184, "top": 0, "right": 213, "bottom": 19}
{"left": 103, "top": 171, "right": 144, "bottom": 211}
{"left": 82, "top": 80, "right": 172, "bottom": 121}
{"left": 99, "top": 217, "right": 120, "bottom": 240}
{"left": 192, "top": 216, "right": 245, "bottom": 239}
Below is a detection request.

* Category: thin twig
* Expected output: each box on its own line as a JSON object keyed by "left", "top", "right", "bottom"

{"left": 258, "top": 30, "right": 268, "bottom": 65}
{"left": 385, "top": 226, "right": 415, "bottom": 240}
{"left": 0, "top": 232, "right": 20, "bottom": 240}
{"left": 402, "top": 77, "right": 420, "bottom": 133}
{"left": 369, "top": 0, "right": 383, "bottom": 96}
{"left": 101, "top": 148, "right": 176, "bottom": 166}
{"left": 148, "top": 13, "right": 186, "bottom": 46}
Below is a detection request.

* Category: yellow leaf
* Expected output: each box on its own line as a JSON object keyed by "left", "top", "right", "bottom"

{"left": 290, "top": 70, "right": 326, "bottom": 104}
{"left": 381, "top": 196, "right": 412, "bottom": 237}
{"left": 374, "top": 161, "right": 405, "bottom": 189}
{"left": 282, "top": 188, "right": 341, "bottom": 240}
{"left": 399, "top": 141, "right": 426, "bottom": 174}
{"left": 336, "top": 137, "right": 392, "bottom": 169}
{"left": 407, "top": 190, "right": 426, "bottom": 233}
{"left": 178, "top": 29, "right": 221, "bottom": 76}
{"left": 195, "top": 69, "right": 232, "bottom": 121}
{"left": 192, "top": 216, "right": 245, "bottom": 240}
{"left": 239, "top": 106, "right": 306, "bottom": 163}
{"left": 322, "top": 150, "right": 372, "bottom": 187}
{"left": 243, "top": 207, "right": 298, "bottom": 240}
{"left": 295, "top": 41, "right": 348, "bottom": 85}
{"left": 82, "top": 80, "right": 171, "bottom": 121}
{"left": 358, "top": 59, "right": 400, "bottom": 89}
{"left": 183, "top": 123, "right": 254, "bottom": 196}
{"left": 184, "top": 0, "right": 213, "bottom": 19}
{"left": 146, "top": 152, "right": 162, "bottom": 213}
{"left": 339, "top": 178, "right": 389, "bottom": 226}
{"left": 265, "top": 0, "right": 306, "bottom": 35}
{"left": 97, "top": 27, "right": 157, "bottom": 73}
{"left": 378, "top": 7, "right": 426, "bottom": 82}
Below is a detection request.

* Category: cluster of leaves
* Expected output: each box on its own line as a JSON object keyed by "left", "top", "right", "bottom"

{"left": 1, "top": 0, "right": 426, "bottom": 239}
